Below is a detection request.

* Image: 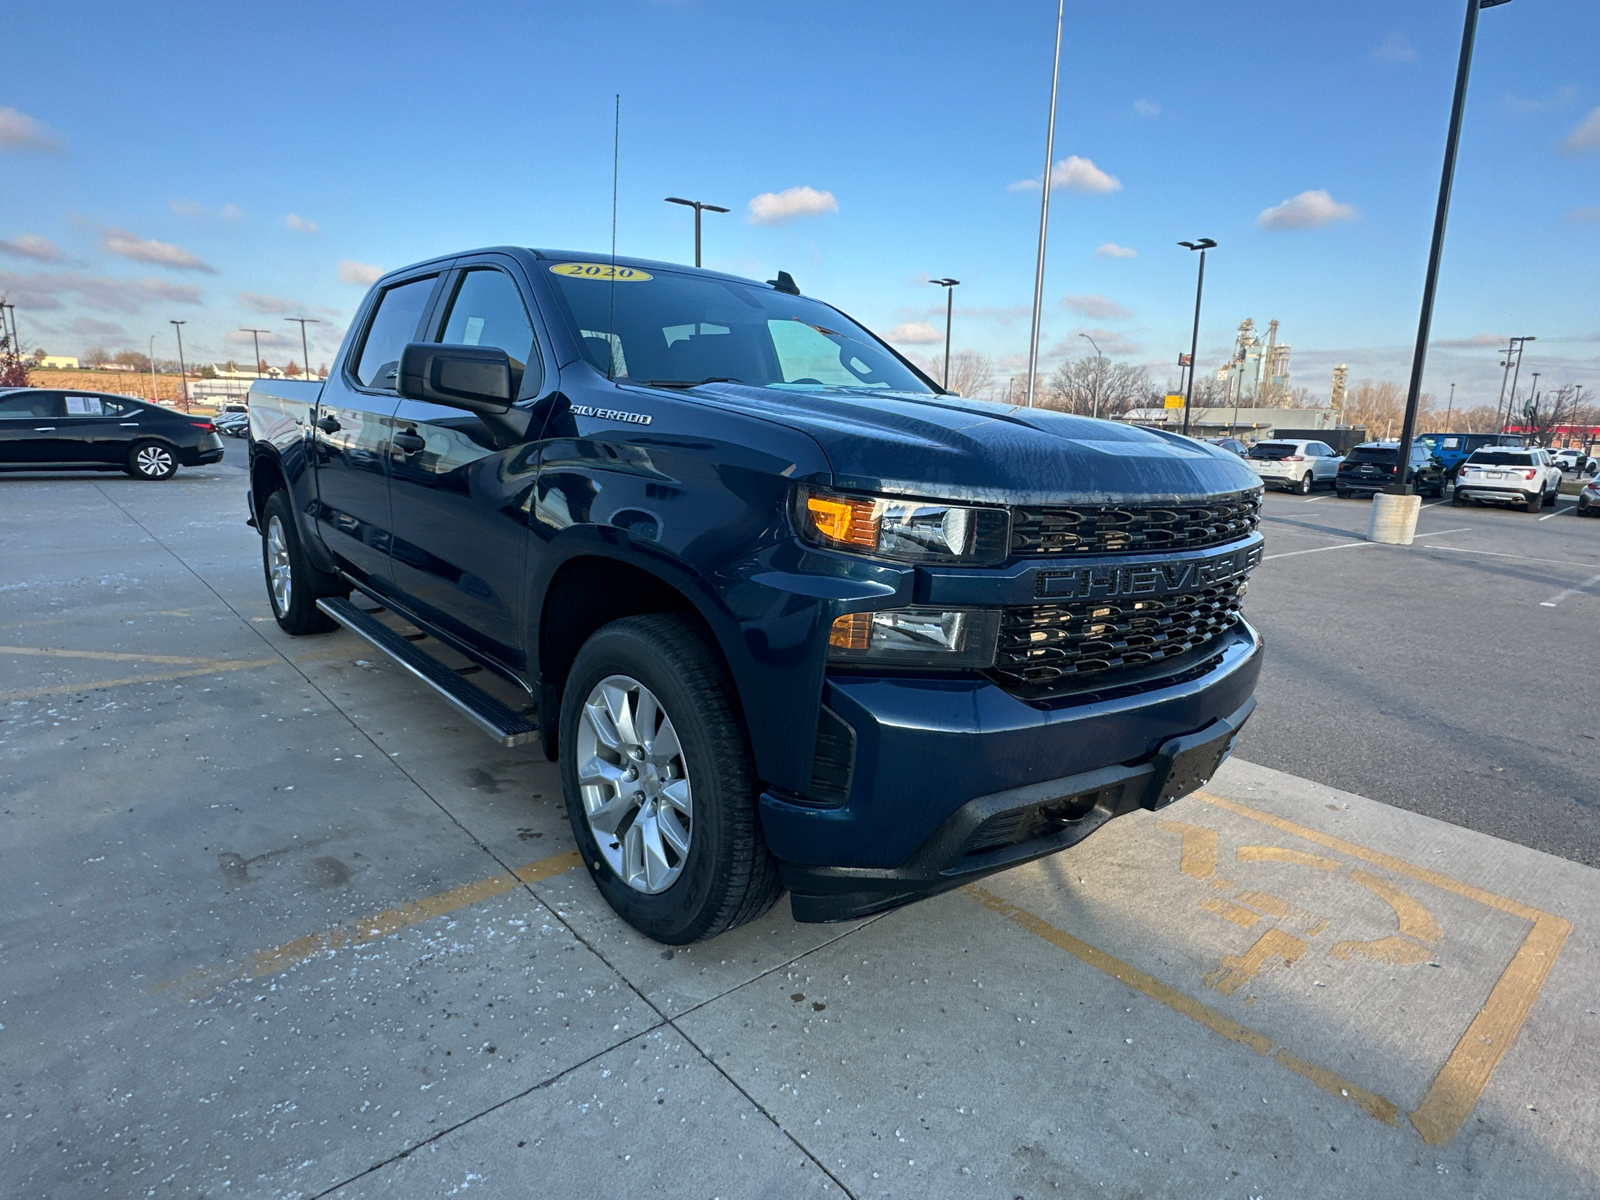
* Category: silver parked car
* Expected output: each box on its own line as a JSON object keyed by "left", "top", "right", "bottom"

{"left": 1245, "top": 439, "right": 1344, "bottom": 495}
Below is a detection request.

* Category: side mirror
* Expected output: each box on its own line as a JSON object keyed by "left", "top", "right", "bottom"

{"left": 398, "top": 342, "right": 513, "bottom": 413}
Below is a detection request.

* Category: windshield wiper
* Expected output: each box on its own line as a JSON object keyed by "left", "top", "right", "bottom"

{"left": 637, "top": 377, "right": 742, "bottom": 389}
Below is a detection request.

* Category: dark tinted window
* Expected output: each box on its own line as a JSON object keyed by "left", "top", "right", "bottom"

{"left": 354, "top": 276, "right": 437, "bottom": 390}
{"left": 1310, "top": 443, "right": 1334, "bottom": 456}
{"left": 1247, "top": 442, "right": 1299, "bottom": 460}
{"left": 543, "top": 262, "right": 930, "bottom": 393}
{"left": 438, "top": 269, "right": 540, "bottom": 395}
{"left": 0, "top": 390, "right": 62, "bottom": 417}
{"left": 1347, "top": 447, "right": 1398, "bottom": 464}
{"left": 1467, "top": 451, "right": 1533, "bottom": 466}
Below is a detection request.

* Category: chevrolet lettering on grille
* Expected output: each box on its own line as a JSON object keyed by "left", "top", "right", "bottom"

{"left": 1035, "top": 542, "right": 1263, "bottom": 600}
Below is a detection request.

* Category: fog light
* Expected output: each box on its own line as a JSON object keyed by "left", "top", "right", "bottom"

{"left": 827, "top": 607, "right": 999, "bottom": 669}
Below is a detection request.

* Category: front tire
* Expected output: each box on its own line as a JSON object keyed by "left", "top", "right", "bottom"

{"left": 125, "top": 440, "right": 178, "bottom": 480}
{"left": 260, "top": 491, "right": 342, "bottom": 634}
{"left": 560, "top": 614, "right": 781, "bottom": 944}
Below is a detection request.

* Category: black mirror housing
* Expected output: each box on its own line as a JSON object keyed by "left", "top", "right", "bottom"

{"left": 398, "top": 342, "right": 513, "bottom": 413}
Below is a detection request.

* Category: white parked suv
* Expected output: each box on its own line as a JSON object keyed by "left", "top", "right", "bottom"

{"left": 1244, "top": 439, "right": 1344, "bottom": 495}
{"left": 1453, "top": 447, "right": 1563, "bottom": 512}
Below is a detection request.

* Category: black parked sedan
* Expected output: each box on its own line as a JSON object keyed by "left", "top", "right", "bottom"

{"left": 0, "top": 387, "right": 225, "bottom": 479}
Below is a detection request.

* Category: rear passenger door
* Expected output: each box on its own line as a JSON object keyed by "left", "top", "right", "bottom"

{"left": 0, "top": 391, "right": 64, "bottom": 464}
{"left": 313, "top": 272, "right": 445, "bottom": 589}
{"left": 59, "top": 393, "right": 135, "bottom": 464}
{"left": 386, "top": 258, "right": 550, "bottom": 666}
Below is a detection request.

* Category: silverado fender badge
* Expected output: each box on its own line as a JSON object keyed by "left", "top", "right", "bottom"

{"left": 570, "top": 404, "right": 652, "bottom": 426}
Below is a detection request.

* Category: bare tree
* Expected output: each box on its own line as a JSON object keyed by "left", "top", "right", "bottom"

{"left": 1522, "top": 383, "right": 1583, "bottom": 448}
{"left": 83, "top": 345, "right": 112, "bottom": 368}
{"left": 1450, "top": 405, "right": 1500, "bottom": 434}
{"left": 914, "top": 350, "right": 996, "bottom": 399}
{"left": 113, "top": 349, "right": 151, "bottom": 372}
{"left": 1042, "top": 356, "right": 1154, "bottom": 418}
{"left": 1341, "top": 381, "right": 1406, "bottom": 440}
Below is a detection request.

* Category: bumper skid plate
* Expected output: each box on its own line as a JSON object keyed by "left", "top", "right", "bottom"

{"left": 781, "top": 696, "right": 1256, "bottom": 923}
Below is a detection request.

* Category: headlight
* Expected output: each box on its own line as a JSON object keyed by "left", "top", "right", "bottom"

{"left": 796, "top": 487, "right": 1009, "bottom": 565}
{"left": 828, "top": 607, "right": 1000, "bottom": 669}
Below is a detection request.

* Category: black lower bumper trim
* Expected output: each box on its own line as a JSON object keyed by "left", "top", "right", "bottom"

{"left": 781, "top": 695, "right": 1256, "bottom": 923}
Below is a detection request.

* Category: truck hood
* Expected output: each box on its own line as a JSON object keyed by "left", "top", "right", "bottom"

{"left": 680, "top": 383, "right": 1259, "bottom": 504}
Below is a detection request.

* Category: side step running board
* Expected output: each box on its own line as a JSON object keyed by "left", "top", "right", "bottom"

{"left": 316, "top": 597, "right": 538, "bottom": 748}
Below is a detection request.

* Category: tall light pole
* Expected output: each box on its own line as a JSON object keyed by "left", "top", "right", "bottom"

{"left": 1526, "top": 372, "right": 1541, "bottom": 434}
{"left": 240, "top": 328, "right": 270, "bottom": 378}
{"left": 1024, "top": 0, "right": 1066, "bottom": 408}
{"left": 1178, "top": 239, "right": 1216, "bottom": 438}
{"left": 169, "top": 319, "right": 189, "bottom": 411}
{"left": 1503, "top": 336, "right": 1533, "bottom": 433}
{"left": 1387, "top": 0, "right": 1514, "bottom": 507}
{"left": 1444, "top": 382, "right": 1456, "bottom": 430}
{"left": 929, "top": 278, "right": 960, "bottom": 390}
{"left": 664, "top": 197, "right": 730, "bottom": 268}
{"left": 285, "top": 317, "right": 320, "bottom": 380}
{"left": 148, "top": 334, "right": 158, "bottom": 403}
{"left": 1078, "top": 331, "right": 1103, "bottom": 419}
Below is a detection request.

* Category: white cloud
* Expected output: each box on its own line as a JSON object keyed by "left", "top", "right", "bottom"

{"left": 886, "top": 321, "right": 943, "bottom": 345}
{"left": 1133, "top": 99, "right": 1160, "bottom": 117}
{"left": 220, "top": 204, "right": 244, "bottom": 220}
{"left": 0, "top": 107, "right": 60, "bottom": 151}
{"left": 1504, "top": 86, "right": 1577, "bottom": 116}
{"left": 0, "top": 269, "right": 201, "bottom": 313}
{"left": 1562, "top": 107, "right": 1600, "bottom": 155}
{"left": 170, "top": 200, "right": 206, "bottom": 219}
{"left": 284, "top": 213, "right": 320, "bottom": 233}
{"left": 0, "top": 234, "right": 61, "bottom": 263}
{"left": 238, "top": 291, "right": 301, "bottom": 315}
{"left": 1370, "top": 33, "right": 1416, "bottom": 64}
{"left": 226, "top": 328, "right": 294, "bottom": 348}
{"left": 1564, "top": 206, "right": 1600, "bottom": 223}
{"left": 338, "top": 260, "right": 383, "bottom": 286}
{"left": 1093, "top": 242, "right": 1137, "bottom": 259}
{"left": 1052, "top": 327, "right": 1142, "bottom": 358}
{"left": 1008, "top": 155, "right": 1121, "bottom": 195}
{"left": 1256, "top": 189, "right": 1356, "bottom": 231}
{"left": 69, "top": 316, "right": 124, "bottom": 337}
{"left": 100, "top": 227, "right": 217, "bottom": 272}
{"left": 1060, "top": 294, "right": 1132, "bottom": 321}
{"left": 1433, "top": 333, "right": 1504, "bottom": 348}
{"left": 746, "top": 186, "right": 838, "bottom": 226}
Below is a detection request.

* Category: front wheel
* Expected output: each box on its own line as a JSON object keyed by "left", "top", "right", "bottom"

{"left": 260, "top": 490, "right": 342, "bottom": 634}
{"left": 560, "top": 614, "right": 781, "bottom": 944}
{"left": 125, "top": 440, "right": 178, "bottom": 480}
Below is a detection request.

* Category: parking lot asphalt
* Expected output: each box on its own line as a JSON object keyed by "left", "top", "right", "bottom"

{"left": 1241, "top": 485, "right": 1600, "bottom": 868}
{"left": 3, "top": 457, "right": 1598, "bottom": 1199}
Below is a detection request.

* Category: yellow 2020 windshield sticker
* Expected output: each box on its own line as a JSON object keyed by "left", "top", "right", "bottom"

{"left": 549, "top": 263, "right": 652, "bottom": 282}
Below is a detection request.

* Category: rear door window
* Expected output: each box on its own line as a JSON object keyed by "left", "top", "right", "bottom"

{"left": 354, "top": 276, "right": 439, "bottom": 390}
{"left": 0, "top": 391, "right": 63, "bottom": 418}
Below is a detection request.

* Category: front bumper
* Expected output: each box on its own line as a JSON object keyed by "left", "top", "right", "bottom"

{"left": 766, "top": 619, "right": 1262, "bottom": 922}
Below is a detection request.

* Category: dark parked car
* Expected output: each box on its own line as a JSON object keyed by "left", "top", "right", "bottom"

{"left": 1205, "top": 437, "right": 1249, "bottom": 456}
{"left": 0, "top": 388, "right": 225, "bottom": 479}
{"left": 1335, "top": 441, "right": 1446, "bottom": 498}
{"left": 249, "top": 247, "right": 1264, "bottom": 943}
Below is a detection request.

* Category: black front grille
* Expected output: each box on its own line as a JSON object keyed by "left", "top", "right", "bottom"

{"left": 1011, "top": 492, "right": 1261, "bottom": 556}
{"left": 993, "top": 582, "right": 1246, "bottom": 689}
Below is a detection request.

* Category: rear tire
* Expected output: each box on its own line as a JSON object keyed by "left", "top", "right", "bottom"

{"left": 560, "top": 614, "right": 782, "bottom": 944}
{"left": 261, "top": 490, "right": 343, "bottom": 634}
{"left": 1525, "top": 491, "right": 1542, "bottom": 514}
{"left": 125, "top": 440, "right": 178, "bottom": 480}
{"left": 1336, "top": 487, "right": 1350, "bottom": 499}
{"left": 1295, "top": 472, "right": 1312, "bottom": 496}
{"left": 1452, "top": 490, "right": 1468, "bottom": 507}
{"left": 1543, "top": 486, "right": 1557, "bottom": 507}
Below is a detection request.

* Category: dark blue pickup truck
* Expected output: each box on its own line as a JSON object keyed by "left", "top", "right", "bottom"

{"left": 248, "top": 247, "right": 1264, "bottom": 943}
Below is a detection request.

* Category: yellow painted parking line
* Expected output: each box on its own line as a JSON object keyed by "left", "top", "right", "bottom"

{"left": 1196, "top": 792, "right": 1571, "bottom": 1146}
{"left": 0, "top": 658, "right": 281, "bottom": 703}
{"left": 153, "top": 849, "right": 582, "bottom": 1000}
{"left": 0, "top": 645, "right": 219, "bottom": 664}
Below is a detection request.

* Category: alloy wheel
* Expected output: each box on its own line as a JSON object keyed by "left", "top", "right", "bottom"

{"left": 576, "top": 674, "right": 693, "bottom": 894}
{"left": 267, "top": 515, "right": 293, "bottom": 616}
{"left": 136, "top": 445, "right": 174, "bottom": 477}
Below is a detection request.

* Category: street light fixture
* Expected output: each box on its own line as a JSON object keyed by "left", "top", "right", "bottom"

{"left": 1177, "top": 239, "right": 1216, "bottom": 438}
{"left": 240, "top": 328, "right": 270, "bottom": 379}
{"left": 285, "top": 317, "right": 321, "bottom": 381}
{"left": 663, "top": 197, "right": 730, "bottom": 268}
{"left": 1387, "top": 0, "right": 1514, "bottom": 520}
{"left": 929, "top": 278, "right": 960, "bottom": 390}
{"left": 1078, "top": 331, "right": 1104, "bottom": 419}
{"left": 169, "top": 320, "right": 189, "bottom": 411}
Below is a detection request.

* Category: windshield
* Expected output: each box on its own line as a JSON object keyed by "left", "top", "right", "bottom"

{"left": 1467, "top": 451, "right": 1533, "bottom": 466}
{"left": 542, "top": 262, "right": 932, "bottom": 394}
{"left": 1247, "top": 443, "right": 1299, "bottom": 460}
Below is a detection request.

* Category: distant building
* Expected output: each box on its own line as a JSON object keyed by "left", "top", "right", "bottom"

{"left": 36, "top": 355, "right": 81, "bottom": 369}
{"left": 1123, "top": 406, "right": 1341, "bottom": 439}
{"left": 1215, "top": 318, "right": 1291, "bottom": 405}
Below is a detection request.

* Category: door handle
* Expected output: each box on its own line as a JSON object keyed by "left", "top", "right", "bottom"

{"left": 33, "top": 426, "right": 56, "bottom": 431}
{"left": 317, "top": 415, "right": 342, "bottom": 434}
{"left": 392, "top": 430, "right": 426, "bottom": 453}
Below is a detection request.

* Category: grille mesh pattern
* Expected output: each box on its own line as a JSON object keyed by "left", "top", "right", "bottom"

{"left": 994, "top": 583, "right": 1245, "bottom": 688}
{"left": 1010, "top": 492, "right": 1261, "bottom": 557}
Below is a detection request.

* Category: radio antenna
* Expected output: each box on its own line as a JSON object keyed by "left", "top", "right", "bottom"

{"left": 608, "top": 93, "right": 620, "bottom": 381}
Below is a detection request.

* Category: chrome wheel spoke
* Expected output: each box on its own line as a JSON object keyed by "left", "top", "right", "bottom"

{"left": 584, "top": 696, "right": 623, "bottom": 750}
{"left": 585, "top": 787, "right": 637, "bottom": 835}
{"left": 648, "top": 720, "right": 681, "bottom": 766}
{"left": 657, "top": 808, "right": 691, "bottom": 858}
{"left": 660, "top": 777, "right": 692, "bottom": 816}
{"left": 638, "top": 811, "right": 674, "bottom": 891}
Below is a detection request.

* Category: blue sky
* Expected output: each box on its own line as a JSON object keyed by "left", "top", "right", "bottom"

{"left": 3, "top": 0, "right": 1596, "bottom": 405}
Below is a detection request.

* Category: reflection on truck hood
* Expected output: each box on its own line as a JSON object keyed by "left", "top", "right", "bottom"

{"left": 675, "top": 383, "right": 1260, "bottom": 505}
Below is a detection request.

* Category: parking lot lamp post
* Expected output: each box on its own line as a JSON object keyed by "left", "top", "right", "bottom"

{"left": 1503, "top": 337, "right": 1532, "bottom": 433}
{"left": 1382, "top": 0, "right": 1511, "bottom": 539}
{"left": 1527, "top": 372, "right": 1541, "bottom": 435}
{"left": 285, "top": 317, "right": 320, "bottom": 382}
{"left": 148, "top": 335, "right": 158, "bottom": 403}
{"left": 663, "top": 197, "right": 729, "bottom": 268}
{"left": 929, "top": 278, "right": 959, "bottom": 389}
{"left": 1178, "top": 239, "right": 1215, "bottom": 438}
{"left": 240, "top": 328, "right": 269, "bottom": 379}
{"left": 1079, "top": 331, "right": 1103, "bottom": 419}
{"left": 169, "top": 320, "right": 189, "bottom": 411}
{"left": 1444, "top": 382, "right": 1456, "bottom": 429}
